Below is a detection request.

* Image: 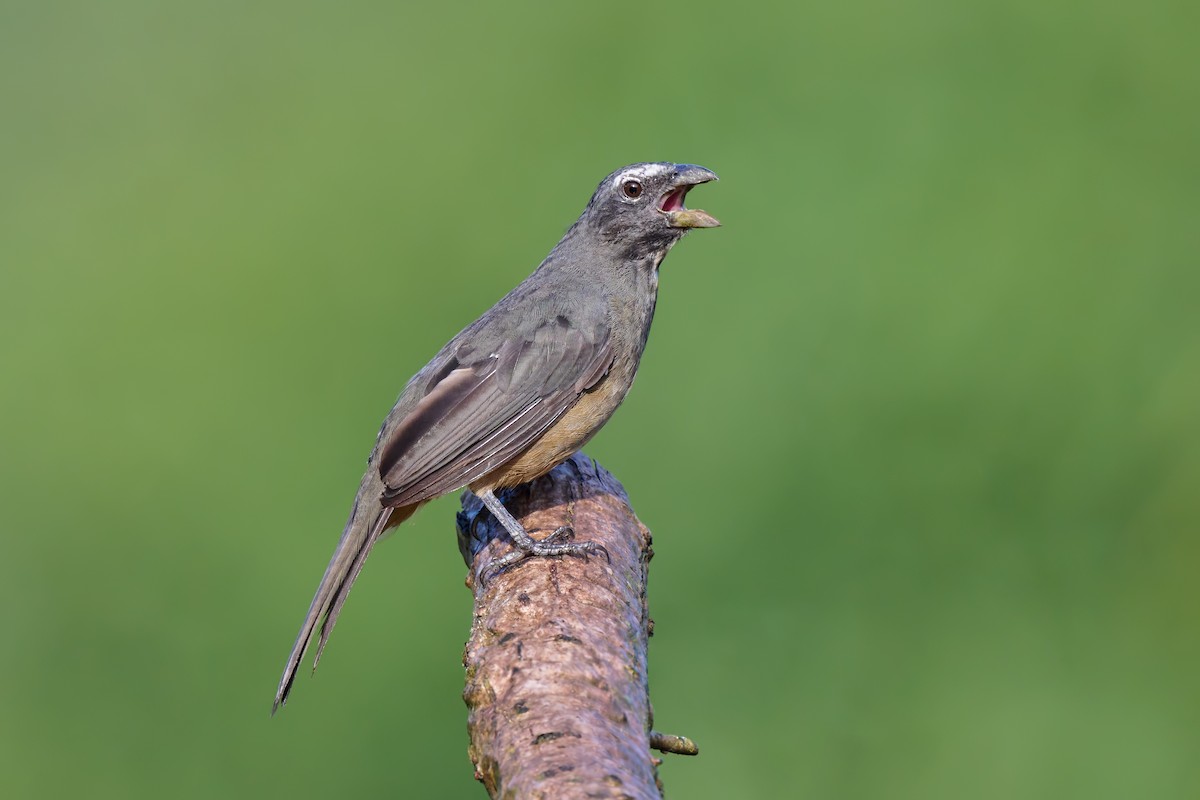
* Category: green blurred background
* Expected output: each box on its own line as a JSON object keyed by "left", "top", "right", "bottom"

{"left": 2, "top": 0, "right": 1197, "bottom": 797}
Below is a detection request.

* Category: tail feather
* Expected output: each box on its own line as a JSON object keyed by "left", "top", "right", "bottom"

{"left": 273, "top": 471, "right": 402, "bottom": 713}
{"left": 312, "top": 510, "right": 386, "bottom": 671}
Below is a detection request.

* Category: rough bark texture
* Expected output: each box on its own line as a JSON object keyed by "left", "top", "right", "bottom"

{"left": 457, "top": 453, "right": 661, "bottom": 799}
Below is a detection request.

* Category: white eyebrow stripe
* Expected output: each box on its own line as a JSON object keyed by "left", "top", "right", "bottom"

{"left": 612, "top": 163, "right": 672, "bottom": 188}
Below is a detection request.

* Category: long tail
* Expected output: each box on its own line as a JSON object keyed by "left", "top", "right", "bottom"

{"left": 273, "top": 470, "right": 413, "bottom": 712}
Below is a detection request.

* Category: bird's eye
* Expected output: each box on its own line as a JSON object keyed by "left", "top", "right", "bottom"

{"left": 621, "top": 180, "right": 644, "bottom": 199}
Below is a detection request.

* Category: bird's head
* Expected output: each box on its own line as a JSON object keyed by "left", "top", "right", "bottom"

{"left": 580, "top": 162, "right": 720, "bottom": 255}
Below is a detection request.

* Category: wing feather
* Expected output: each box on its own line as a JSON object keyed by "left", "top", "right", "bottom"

{"left": 377, "top": 316, "right": 612, "bottom": 507}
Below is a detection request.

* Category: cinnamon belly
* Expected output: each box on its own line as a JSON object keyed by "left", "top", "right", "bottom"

{"left": 470, "top": 376, "right": 627, "bottom": 492}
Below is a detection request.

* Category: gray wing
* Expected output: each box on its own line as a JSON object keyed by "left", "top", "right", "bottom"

{"left": 376, "top": 313, "right": 613, "bottom": 507}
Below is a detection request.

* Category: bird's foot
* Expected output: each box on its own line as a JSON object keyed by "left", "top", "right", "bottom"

{"left": 528, "top": 525, "right": 610, "bottom": 561}
{"left": 474, "top": 489, "right": 609, "bottom": 584}
{"left": 479, "top": 526, "right": 610, "bottom": 584}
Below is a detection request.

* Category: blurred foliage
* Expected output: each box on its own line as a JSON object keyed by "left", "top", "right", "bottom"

{"left": 2, "top": 0, "right": 1197, "bottom": 797}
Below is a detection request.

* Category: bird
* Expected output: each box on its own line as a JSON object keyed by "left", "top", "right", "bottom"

{"left": 274, "top": 162, "right": 719, "bottom": 712}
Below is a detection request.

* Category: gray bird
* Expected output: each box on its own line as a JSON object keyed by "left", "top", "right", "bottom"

{"left": 274, "top": 162, "right": 719, "bottom": 711}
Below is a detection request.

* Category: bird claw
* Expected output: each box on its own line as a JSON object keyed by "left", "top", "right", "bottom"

{"left": 526, "top": 526, "right": 609, "bottom": 563}
{"left": 543, "top": 525, "right": 575, "bottom": 545}
{"left": 476, "top": 526, "right": 609, "bottom": 585}
{"left": 578, "top": 539, "right": 611, "bottom": 564}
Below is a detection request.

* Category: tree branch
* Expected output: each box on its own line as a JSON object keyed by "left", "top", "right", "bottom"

{"left": 457, "top": 453, "right": 690, "bottom": 799}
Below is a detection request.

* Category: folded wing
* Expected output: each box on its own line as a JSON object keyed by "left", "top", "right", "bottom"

{"left": 377, "top": 314, "right": 613, "bottom": 506}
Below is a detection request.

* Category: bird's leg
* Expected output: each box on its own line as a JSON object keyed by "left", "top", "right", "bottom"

{"left": 475, "top": 489, "right": 608, "bottom": 578}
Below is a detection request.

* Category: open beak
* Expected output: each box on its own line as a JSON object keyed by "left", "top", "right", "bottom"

{"left": 660, "top": 164, "right": 720, "bottom": 229}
